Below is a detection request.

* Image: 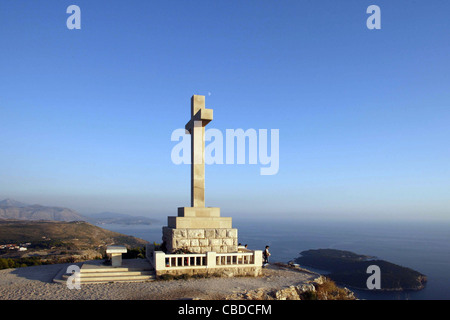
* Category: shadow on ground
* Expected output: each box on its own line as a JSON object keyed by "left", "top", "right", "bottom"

{"left": 10, "top": 263, "right": 78, "bottom": 283}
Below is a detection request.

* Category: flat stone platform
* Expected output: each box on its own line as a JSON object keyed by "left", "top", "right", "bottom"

{"left": 54, "top": 259, "right": 155, "bottom": 284}
{"left": 81, "top": 259, "right": 153, "bottom": 272}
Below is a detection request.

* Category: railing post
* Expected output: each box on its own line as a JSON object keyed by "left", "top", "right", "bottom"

{"left": 253, "top": 250, "right": 263, "bottom": 267}
{"left": 154, "top": 251, "right": 166, "bottom": 271}
{"left": 206, "top": 252, "right": 216, "bottom": 269}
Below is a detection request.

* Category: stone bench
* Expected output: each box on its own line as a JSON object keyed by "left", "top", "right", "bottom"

{"left": 106, "top": 245, "right": 127, "bottom": 267}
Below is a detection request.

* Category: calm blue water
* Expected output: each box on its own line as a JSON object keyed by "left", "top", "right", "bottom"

{"left": 101, "top": 219, "right": 450, "bottom": 300}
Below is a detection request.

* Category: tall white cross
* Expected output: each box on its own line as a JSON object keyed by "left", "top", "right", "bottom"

{"left": 184, "top": 95, "right": 213, "bottom": 208}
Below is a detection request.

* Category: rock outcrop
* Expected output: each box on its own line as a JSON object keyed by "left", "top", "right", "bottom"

{"left": 226, "top": 270, "right": 357, "bottom": 300}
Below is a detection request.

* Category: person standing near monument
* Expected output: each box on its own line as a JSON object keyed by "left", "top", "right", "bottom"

{"left": 263, "top": 246, "right": 271, "bottom": 267}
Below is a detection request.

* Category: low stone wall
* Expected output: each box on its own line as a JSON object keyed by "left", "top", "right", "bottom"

{"left": 157, "top": 265, "right": 262, "bottom": 278}
{"left": 162, "top": 227, "right": 238, "bottom": 253}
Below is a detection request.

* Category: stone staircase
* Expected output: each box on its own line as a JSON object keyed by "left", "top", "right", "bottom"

{"left": 56, "top": 259, "right": 155, "bottom": 284}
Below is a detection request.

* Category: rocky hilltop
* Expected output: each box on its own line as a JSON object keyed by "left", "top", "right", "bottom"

{"left": 0, "top": 220, "right": 148, "bottom": 267}
{"left": 0, "top": 261, "right": 356, "bottom": 300}
{"left": 0, "top": 220, "right": 148, "bottom": 249}
{"left": 226, "top": 263, "right": 356, "bottom": 300}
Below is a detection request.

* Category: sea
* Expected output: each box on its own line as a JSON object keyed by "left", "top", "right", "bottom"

{"left": 100, "top": 218, "right": 450, "bottom": 300}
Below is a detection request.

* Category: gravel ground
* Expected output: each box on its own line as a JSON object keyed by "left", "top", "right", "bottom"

{"left": 0, "top": 263, "right": 317, "bottom": 300}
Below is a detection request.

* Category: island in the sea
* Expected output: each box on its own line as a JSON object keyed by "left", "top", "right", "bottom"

{"left": 295, "top": 249, "right": 427, "bottom": 291}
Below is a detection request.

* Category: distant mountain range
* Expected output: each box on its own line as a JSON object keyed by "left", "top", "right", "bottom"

{"left": 0, "top": 198, "right": 157, "bottom": 225}
{"left": 0, "top": 199, "right": 29, "bottom": 208}
{"left": 0, "top": 199, "right": 86, "bottom": 222}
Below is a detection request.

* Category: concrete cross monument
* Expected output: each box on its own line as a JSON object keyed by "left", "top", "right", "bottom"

{"left": 162, "top": 95, "right": 238, "bottom": 253}
{"left": 185, "top": 94, "right": 213, "bottom": 208}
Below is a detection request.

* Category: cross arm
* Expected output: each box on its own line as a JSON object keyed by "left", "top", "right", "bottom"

{"left": 185, "top": 108, "right": 214, "bottom": 133}
{"left": 194, "top": 108, "right": 213, "bottom": 123}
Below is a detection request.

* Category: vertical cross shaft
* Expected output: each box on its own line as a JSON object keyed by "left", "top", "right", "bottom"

{"left": 185, "top": 95, "right": 213, "bottom": 208}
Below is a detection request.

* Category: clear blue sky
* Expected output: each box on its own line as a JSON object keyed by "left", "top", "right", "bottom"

{"left": 1, "top": 0, "right": 449, "bottom": 221}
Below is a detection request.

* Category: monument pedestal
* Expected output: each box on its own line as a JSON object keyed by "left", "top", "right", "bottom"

{"left": 162, "top": 207, "right": 238, "bottom": 253}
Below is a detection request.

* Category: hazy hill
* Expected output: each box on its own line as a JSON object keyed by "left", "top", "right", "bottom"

{"left": 0, "top": 199, "right": 29, "bottom": 208}
{"left": 0, "top": 220, "right": 148, "bottom": 249}
{"left": 0, "top": 199, "right": 156, "bottom": 225}
{"left": 0, "top": 199, "right": 87, "bottom": 222}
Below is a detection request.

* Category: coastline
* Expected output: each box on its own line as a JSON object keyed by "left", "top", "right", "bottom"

{"left": 295, "top": 249, "right": 427, "bottom": 292}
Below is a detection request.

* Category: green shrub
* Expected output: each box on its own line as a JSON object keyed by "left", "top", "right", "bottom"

{"left": 123, "top": 246, "right": 146, "bottom": 259}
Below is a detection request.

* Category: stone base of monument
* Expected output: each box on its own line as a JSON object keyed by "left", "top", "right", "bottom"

{"left": 162, "top": 227, "right": 238, "bottom": 253}
{"left": 162, "top": 207, "right": 238, "bottom": 254}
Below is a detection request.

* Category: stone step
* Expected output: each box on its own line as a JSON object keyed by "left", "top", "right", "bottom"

{"left": 53, "top": 259, "right": 156, "bottom": 285}
{"left": 80, "top": 275, "right": 154, "bottom": 281}
{"left": 80, "top": 279, "right": 154, "bottom": 284}
{"left": 80, "top": 267, "right": 153, "bottom": 273}
{"left": 79, "top": 276, "right": 155, "bottom": 284}
{"left": 62, "top": 273, "right": 155, "bottom": 283}
{"left": 80, "top": 259, "right": 153, "bottom": 273}
{"left": 64, "top": 271, "right": 154, "bottom": 278}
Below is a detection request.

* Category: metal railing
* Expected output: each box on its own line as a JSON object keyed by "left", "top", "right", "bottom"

{"left": 164, "top": 253, "right": 207, "bottom": 267}
{"left": 216, "top": 252, "right": 254, "bottom": 266}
